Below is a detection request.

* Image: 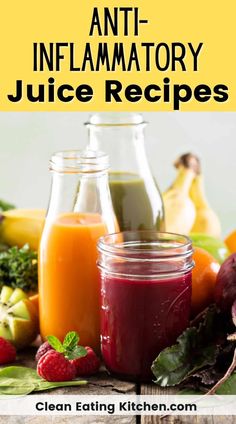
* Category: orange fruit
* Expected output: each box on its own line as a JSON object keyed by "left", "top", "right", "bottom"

{"left": 225, "top": 230, "right": 236, "bottom": 253}
{"left": 191, "top": 247, "right": 220, "bottom": 317}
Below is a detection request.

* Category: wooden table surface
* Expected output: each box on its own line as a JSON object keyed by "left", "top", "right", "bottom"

{"left": 0, "top": 348, "right": 235, "bottom": 424}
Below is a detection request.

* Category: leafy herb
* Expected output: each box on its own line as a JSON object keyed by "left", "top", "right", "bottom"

{"left": 47, "top": 331, "right": 87, "bottom": 360}
{"left": 0, "top": 366, "right": 87, "bottom": 395}
{"left": 152, "top": 306, "right": 231, "bottom": 387}
{"left": 0, "top": 199, "right": 15, "bottom": 212}
{"left": 0, "top": 244, "right": 38, "bottom": 292}
{"left": 47, "top": 336, "right": 65, "bottom": 353}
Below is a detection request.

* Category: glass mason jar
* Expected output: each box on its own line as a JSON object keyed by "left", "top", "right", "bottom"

{"left": 39, "top": 150, "right": 116, "bottom": 352}
{"left": 85, "top": 113, "right": 165, "bottom": 232}
{"left": 97, "top": 231, "right": 194, "bottom": 381}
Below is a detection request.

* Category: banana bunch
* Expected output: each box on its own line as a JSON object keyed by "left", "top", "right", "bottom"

{"left": 0, "top": 209, "right": 46, "bottom": 251}
{"left": 163, "top": 153, "right": 221, "bottom": 237}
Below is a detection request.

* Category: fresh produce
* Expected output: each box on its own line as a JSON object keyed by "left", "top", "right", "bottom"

{"left": 0, "top": 199, "right": 15, "bottom": 212}
{"left": 0, "top": 337, "right": 16, "bottom": 364}
{"left": 215, "top": 253, "right": 236, "bottom": 312}
{"left": 1, "top": 209, "right": 45, "bottom": 251}
{"left": 190, "top": 173, "right": 221, "bottom": 238}
{"left": 37, "top": 331, "right": 88, "bottom": 382}
{"left": 37, "top": 351, "right": 77, "bottom": 382}
{"left": 163, "top": 154, "right": 197, "bottom": 234}
{"left": 0, "top": 366, "right": 87, "bottom": 395}
{"left": 163, "top": 153, "right": 222, "bottom": 237}
{"left": 29, "top": 293, "right": 39, "bottom": 314}
{"left": 152, "top": 306, "right": 235, "bottom": 393}
{"left": 35, "top": 341, "right": 53, "bottom": 362}
{"left": 0, "top": 244, "right": 38, "bottom": 293}
{"left": 0, "top": 286, "right": 38, "bottom": 349}
{"left": 71, "top": 346, "right": 101, "bottom": 376}
{"left": 225, "top": 230, "right": 236, "bottom": 253}
{"left": 190, "top": 233, "right": 230, "bottom": 264}
{"left": 191, "top": 247, "right": 220, "bottom": 316}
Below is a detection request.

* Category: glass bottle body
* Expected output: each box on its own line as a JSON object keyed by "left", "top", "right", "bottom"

{"left": 39, "top": 151, "right": 116, "bottom": 352}
{"left": 86, "top": 113, "right": 165, "bottom": 232}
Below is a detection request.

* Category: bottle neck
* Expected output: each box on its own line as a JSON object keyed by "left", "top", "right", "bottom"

{"left": 87, "top": 124, "right": 148, "bottom": 175}
{"left": 46, "top": 170, "right": 116, "bottom": 234}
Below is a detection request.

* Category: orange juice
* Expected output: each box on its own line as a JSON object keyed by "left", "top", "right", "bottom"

{"left": 39, "top": 212, "right": 107, "bottom": 352}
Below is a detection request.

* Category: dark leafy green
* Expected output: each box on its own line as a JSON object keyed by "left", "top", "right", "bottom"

{"left": 0, "top": 366, "right": 87, "bottom": 395}
{"left": 0, "top": 244, "right": 38, "bottom": 292}
{"left": 152, "top": 306, "right": 230, "bottom": 387}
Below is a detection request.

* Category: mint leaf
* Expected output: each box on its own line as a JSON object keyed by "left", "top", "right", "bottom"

{"left": 47, "top": 335, "right": 65, "bottom": 353}
{"left": 152, "top": 306, "right": 228, "bottom": 387}
{"left": 63, "top": 331, "right": 79, "bottom": 351}
{"left": 66, "top": 346, "right": 87, "bottom": 360}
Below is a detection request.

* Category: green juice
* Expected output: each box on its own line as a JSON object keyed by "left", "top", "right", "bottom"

{"left": 109, "top": 172, "right": 165, "bottom": 232}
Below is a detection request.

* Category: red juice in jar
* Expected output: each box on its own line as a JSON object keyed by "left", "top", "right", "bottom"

{"left": 97, "top": 232, "right": 194, "bottom": 382}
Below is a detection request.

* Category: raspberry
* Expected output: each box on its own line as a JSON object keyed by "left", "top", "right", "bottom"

{"left": 70, "top": 346, "right": 100, "bottom": 376}
{"left": 37, "top": 350, "right": 76, "bottom": 382}
{"left": 35, "top": 341, "right": 54, "bottom": 362}
{"left": 0, "top": 337, "right": 16, "bottom": 364}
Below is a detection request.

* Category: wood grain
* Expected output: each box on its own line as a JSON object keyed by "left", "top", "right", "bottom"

{"left": 140, "top": 384, "right": 236, "bottom": 424}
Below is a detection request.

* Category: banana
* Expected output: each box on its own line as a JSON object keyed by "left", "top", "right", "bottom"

{"left": 0, "top": 209, "right": 46, "bottom": 251}
{"left": 190, "top": 174, "right": 221, "bottom": 238}
{"left": 163, "top": 154, "right": 197, "bottom": 235}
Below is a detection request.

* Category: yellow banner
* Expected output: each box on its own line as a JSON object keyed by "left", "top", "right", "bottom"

{"left": 0, "top": 0, "right": 235, "bottom": 111}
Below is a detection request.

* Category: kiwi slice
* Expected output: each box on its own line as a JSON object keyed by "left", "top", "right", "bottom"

{"left": 0, "top": 286, "right": 38, "bottom": 349}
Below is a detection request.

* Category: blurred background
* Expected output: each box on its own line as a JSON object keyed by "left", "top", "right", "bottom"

{"left": 0, "top": 112, "right": 235, "bottom": 236}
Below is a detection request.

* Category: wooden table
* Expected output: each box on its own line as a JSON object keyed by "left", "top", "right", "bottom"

{"left": 0, "top": 348, "right": 235, "bottom": 424}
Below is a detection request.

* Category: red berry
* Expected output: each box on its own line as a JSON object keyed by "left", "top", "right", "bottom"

{"left": 0, "top": 337, "right": 16, "bottom": 364}
{"left": 37, "top": 350, "right": 76, "bottom": 382}
{"left": 70, "top": 346, "right": 100, "bottom": 376}
{"left": 35, "top": 341, "right": 54, "bottom": 362}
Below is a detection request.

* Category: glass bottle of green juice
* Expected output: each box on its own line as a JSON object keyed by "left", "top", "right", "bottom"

{"left": 85, "top": 113, "right": 165, "bottom": 232}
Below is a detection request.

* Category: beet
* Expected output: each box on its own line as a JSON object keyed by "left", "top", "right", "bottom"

{"left": 214, "top": 253, "right": 236, "bottom": 312}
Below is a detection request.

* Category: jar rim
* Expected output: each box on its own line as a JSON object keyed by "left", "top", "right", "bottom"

{"left": 85, "top": 112, "right": 147, "bottom": 127}
{"left": 50, "top": 149, "right": 109, "bottom": 173}
{"left": 97, "top": 231, "right": 193, "bottom": 261}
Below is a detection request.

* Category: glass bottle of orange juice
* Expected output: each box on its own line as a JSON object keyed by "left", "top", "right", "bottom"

{"left": 39, "top": 150, "right": 117, "bottom": 352}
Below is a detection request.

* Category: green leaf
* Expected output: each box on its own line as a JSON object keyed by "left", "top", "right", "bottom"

{"left": 0, "top": 384, "right": 35, "bottom": 395}
{"left": 152, "top": 306, "right": 224, "bottom": 387}
{"left": 47, "top": 335, "right": 65, "bottom": 353}
{"left": 34, "top": 379, "right": 87, "bottom": 392}
{"left": 63, "top": 331, "right": 79, "bottom": 351}
{"left": 0, "top": 367, "right": 40, "bottom": 395}
{"left": 0, "top": 366, "right": 87, "bottom": 395}
{"left": 215, "top": 373, "right": 236, "bottom": 394}
{"left": 66, "top": 346, "right": 87, "bottom": 360}
{"left": 0, "top": 366, "right": 39, "bottom": 382}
